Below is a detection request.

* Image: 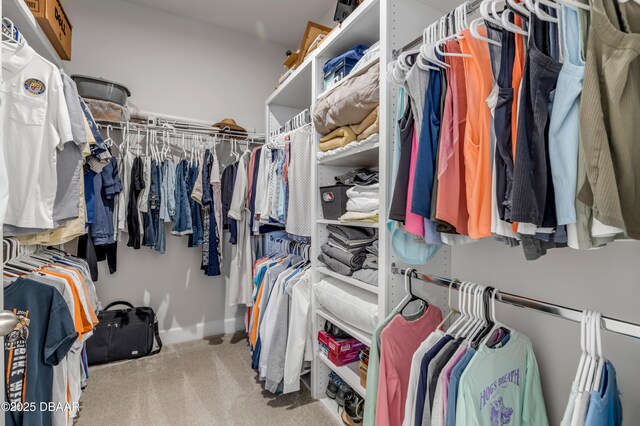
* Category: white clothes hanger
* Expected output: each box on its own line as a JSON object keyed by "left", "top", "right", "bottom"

{"left": 501, "top": 8, "right": 530, "bottom": 34}
{"left": 447, "top": 281, "right": 469, "bottom": 336}
{"left": 583, "top": 310, "right": 601, "bottom": 393}
{"left": 592, "top": 311, "right": 606, "bottom": 392}
{"left": 507, "top": 0, "right": 532, "bottom": 17}
{"left": 435, "top": 280, "right": 461, "bottom": 330}
{"left": 576, "top": 310, "right": 595, "bottom": 393}
{"left": 456, "top": 282, "right": 480, "bottom": 339}
{"left": 470, "top": 17, "right": 502, "bottom": 46}
{"left": 572, "top": 311, "right": 589, "bottom": 384}
{"left": 480, "top": 0, "right": 505, "bottom": 27}
{"left": 534, "top": 0, "right": 560, "bottom": 22}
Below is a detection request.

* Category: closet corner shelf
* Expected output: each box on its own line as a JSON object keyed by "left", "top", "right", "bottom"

{"left": 316, "top": 308, "right": 373, "bottom": 347}
{"left": 317, "top": 266, "right": 379, "bottom": 294}
{"left": 317, "top": 142, "right": 380, "bottom": 167}
{"left": 266, "top": 58, "right": 313, "bottom": 109}
{"left": 3, "top": 0, "right": 64, "bottom": 68}
{"left": 318, "top": 352, "right": 366, "bottom": 398}
{"left": 312, "top": 0, "right": 380, "bottom": 60}
{"left": 317, "top": 219, "right": 379, "bottom": 229}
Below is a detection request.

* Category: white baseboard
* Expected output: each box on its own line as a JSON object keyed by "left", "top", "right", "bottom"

{"left": 158, "top": 317, "right": 245, "bottom": 345}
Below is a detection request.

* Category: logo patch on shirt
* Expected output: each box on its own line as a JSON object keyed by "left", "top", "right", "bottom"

{"left": 24, "top": 78, "right": 46, "bottom": 95}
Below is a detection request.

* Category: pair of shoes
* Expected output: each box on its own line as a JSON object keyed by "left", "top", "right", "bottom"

{"left": 326, "top": 372, "right": 343, "bottom": 399}
{"left": 336, "top": 382, "right": 354, "bottom": 407}
{"left": 341, "top": 394, "right": 364, "bottom": 425}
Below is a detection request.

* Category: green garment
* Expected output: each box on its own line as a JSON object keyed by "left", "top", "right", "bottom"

{"left": 456, "top": 331, "right": 549, "bottom": 426}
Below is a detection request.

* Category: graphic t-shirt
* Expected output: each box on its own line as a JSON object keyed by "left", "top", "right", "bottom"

{"left": 4, "top": 278, "right": 77, "bottom": 426}
{"left": 456, "top": 332, "right": 549, "bottom": 426}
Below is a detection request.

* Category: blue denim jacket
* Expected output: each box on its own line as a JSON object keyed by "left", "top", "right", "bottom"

{"left": 90, "top": 156, "right": 122, "bottom": 245}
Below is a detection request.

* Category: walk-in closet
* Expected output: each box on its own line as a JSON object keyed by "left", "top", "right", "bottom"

{"left": 1, "top": 0, "right": 639, "bottom": 425}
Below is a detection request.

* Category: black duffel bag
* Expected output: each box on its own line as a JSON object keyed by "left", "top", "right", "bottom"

{"left": 86, "top": 301, "right": 163, "bottom": 365}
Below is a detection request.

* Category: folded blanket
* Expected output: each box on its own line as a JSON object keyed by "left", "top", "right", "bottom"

{"left": 319, "top": 127, "right": 357, "bottom": 152}
{"left": 350, "top": 107, "right": 378, "bottom": 135}
{"left": 326, "top": 224, "right": 378, "bottom": 241}
{"left": 346, "top": 185, "right": 379, "bottom": 199}
{"left": 321, "top": 243, "right": 367, "bottom": 269}
{"left": 352, "top": 268, "right": 378, "bottom": 286}
{"left": 363, "top": 253, "right": 378, "bottom": 270}
{"left": 335, "top": 168, "right": 379, "bottom": 186}
{"left": 313, "top": 65, "right": 380, "bottom": 135}
{"left": 316, "top": 133, "right": 379, "bottom": 160}
{"left": 339, "top": 210, "right": 379, "bottom": 223}
{"left": 318, "top": 253, "right": 354, "bottom": 276}
{"left": 328, "top": 234, "right": 376, "bottom": 252}
{"left": 367, "top": 240, "right": 379, "bottom": 256}
{"left": 357, "top": 119, "right": 379, "bottom": 141}
{"left": 347, "top": 197, "right": 379, "bottom": 213}
{"left": 351, "top": 107, "right": 380, "bottom": 141}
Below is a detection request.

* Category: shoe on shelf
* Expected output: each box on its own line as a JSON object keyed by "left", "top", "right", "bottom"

{"left": 341, "top": 394, "right": 364, "bottom": 425}
{"left": 326, "top": 371, "right": 343, "bottom": 399}
{"left": 336, "top": 382, "right": 354, "bottom": 407}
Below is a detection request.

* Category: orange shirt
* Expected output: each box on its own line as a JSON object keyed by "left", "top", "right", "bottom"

{"left": 461, "top": 28, "right": 494, "bottom": 239}
{"left": 57, "top": 265, "right": 99, "bottom": 326}
{"left": 40, "top": 269, "right": 93, "bottom": 338}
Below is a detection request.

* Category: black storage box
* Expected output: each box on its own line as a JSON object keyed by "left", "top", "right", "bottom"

{"left": 320, "top": 184, "right": 352, "bottom": 220}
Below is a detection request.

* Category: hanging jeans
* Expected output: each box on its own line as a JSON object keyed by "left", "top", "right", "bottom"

{"left": 172, "top": 160, "right": 193, "bottom": 236}
{"left": 186, "top": 164, "right": 204, "bottom": 247}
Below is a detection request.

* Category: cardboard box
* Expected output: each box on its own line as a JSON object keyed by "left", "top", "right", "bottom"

{"left": 24, "top": 0, "right": 72, "bottom": 60}
{"left": 359, "top": 361, "right": 368, "bottom": 388}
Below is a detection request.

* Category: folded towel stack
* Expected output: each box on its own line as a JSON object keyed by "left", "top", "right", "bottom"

{"left": 319, "top": 225, "right": 379, "bottom": 286}
{"left": 334, "top": 168, "right": 379, "bottom": 223}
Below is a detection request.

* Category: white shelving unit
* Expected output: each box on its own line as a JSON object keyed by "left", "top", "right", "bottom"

{"left": 317, "top": 266, "right": 379, "bottom": 294}
{"left": 318, "top": 352, "right": 366, "bottom": 397}
{"left": 264, "top": 0, "right": 456, "bottom": 421}
{"left": 3, "top": 0, "right": 64, "bottom": 68}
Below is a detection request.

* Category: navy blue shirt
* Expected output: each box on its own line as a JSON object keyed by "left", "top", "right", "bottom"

{"left": 4, "top": 278, "right": 77, "bottom": 426}
{"left": 415, "top": 334, "right": 453, "bottom": 426}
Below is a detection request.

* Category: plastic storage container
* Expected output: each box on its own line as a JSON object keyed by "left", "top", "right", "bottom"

{"left": 71, "top": 75, "right": 131, "bottom": 106}
{"left": 319, "top": 184, "right": 352, "bottom": 220}
{"left": 323, "top": 57, "right": 359, "bottom": 91}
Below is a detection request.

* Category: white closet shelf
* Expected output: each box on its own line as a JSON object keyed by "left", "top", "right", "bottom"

{"left": 267, "top": 57, "right": 313, "bottom": 108}
{"left": 313, "top": 0, "right": 380, "bottom": 60}
{"left": 317, "top": 142, "right": 380, "bottom": 168}
{"left": 317, "top": 266, "right": 379, "bottom": 294}
{"left": 3, "top": 0, "right": 64, "bottom": 68}
{"left": 318, "top": 353, "right": 366, "bottom": 398}
{"left": 317, "top": 219, "right": 379, "bottom": 229}
{"left": 317, "top": 308, "right": 373, "bottom": 347}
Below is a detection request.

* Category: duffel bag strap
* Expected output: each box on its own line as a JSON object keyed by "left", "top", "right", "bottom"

{"left": 149, "top": 319, "right": 163, "bottom": 355}
{"left": 103, "top": 301, "right": 135, "bottom": 311}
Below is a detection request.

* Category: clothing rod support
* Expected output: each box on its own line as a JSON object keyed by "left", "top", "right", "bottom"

{"left": 391, "top": 264, "right": 640, "bottom": 341}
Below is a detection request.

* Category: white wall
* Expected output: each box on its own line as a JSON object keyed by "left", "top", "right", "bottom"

{"left": 449, "top": 241, "right": 640, "bottom": 425}
{"left": 63, "top": 0, "right": 285, "bottom": 131}
{"left": 399, "top": 240, "right": 640, "bottom": 425}
{"left": 62, "top": 0, "right": 286, "bottom": 343}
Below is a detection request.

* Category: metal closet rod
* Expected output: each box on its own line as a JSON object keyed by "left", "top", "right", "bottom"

{"left": 392, "top": 0, "right": 484, "bottom": 58}
{"left": 391, "top": 264, "right": 640, "bottom": 340}
{"left": 96, "top": 120, "right": 265, "bottom": 144}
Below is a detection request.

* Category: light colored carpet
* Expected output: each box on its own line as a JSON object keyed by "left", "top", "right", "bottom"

{"left": 75, "top": 332, "right": 337, "bottom": 426}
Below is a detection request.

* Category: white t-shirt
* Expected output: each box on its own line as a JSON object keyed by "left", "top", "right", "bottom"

{"left": 1, "top": 42, "right": 73, "bottom": 228}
